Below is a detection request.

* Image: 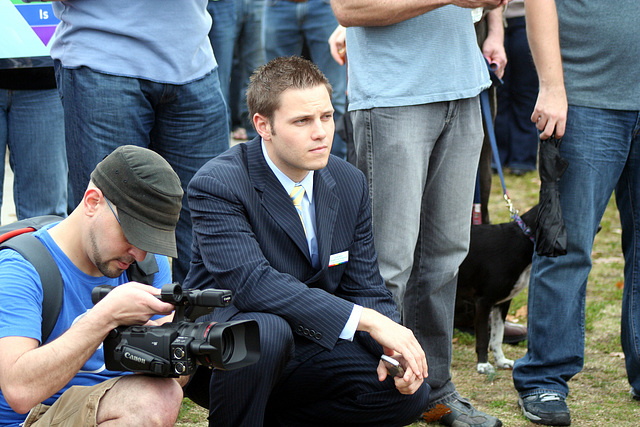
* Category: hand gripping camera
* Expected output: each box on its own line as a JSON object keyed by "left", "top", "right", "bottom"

{"left": 91, "top": 283, "right": 260, "bottom": 377}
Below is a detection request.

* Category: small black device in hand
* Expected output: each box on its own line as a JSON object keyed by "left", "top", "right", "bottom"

{"left": 381, "top": 354, "right": 404, "bottom": 378}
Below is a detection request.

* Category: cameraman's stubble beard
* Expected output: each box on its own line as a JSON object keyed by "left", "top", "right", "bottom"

{"left": 88, "top": 228, "right": 135, "bottom": 278}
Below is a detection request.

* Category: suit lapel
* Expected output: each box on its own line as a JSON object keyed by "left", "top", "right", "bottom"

{"left": 246, "top": 139, "right": 311, "bottom": 260}
{"left": 313, "top": 167, "right": 339, "bottom": 271}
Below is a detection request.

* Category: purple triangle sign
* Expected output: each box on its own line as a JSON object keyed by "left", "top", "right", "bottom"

{"left": 32, "top": 26, "right": 57, "bottom": 46}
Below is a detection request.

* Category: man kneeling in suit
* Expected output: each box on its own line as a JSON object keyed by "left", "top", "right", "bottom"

{"left": 183, "top": 56, "right": 430, "bottom": 426}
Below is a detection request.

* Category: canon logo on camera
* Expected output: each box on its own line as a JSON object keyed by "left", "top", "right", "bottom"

{"left": 124, "top": 351, "right": 146, "bottom": 365}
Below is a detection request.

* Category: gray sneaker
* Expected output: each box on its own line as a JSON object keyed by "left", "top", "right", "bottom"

{"left": 518, "top": 393, "right": 571, "bottom": 426}
{"left": 422, "top": 396, "right": 502, "bottom": 427}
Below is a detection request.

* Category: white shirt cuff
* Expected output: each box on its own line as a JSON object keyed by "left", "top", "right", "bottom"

{"left": 339, "top": 304, "right": 363, "bottom": 341}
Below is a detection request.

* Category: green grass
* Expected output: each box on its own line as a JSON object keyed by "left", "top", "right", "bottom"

{"left": 176, "top": 170, "right": 640, "bottom": 426}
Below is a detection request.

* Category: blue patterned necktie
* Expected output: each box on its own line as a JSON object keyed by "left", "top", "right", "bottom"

{"left": 289, "top": 185, "right": 307, "bottom": 236}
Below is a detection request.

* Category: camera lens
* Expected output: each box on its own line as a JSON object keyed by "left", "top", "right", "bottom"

{"left": 220, "top": 328, "right": 234, "bottom": 363}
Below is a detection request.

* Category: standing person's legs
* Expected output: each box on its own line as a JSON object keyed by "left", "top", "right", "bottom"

{"left": 233, "top": 0, "right": 265, "bottom": 140}
{"left": 354, "top": 99, "right": 499, "bottom": 425}
{"left": 351, "top": 104, "right": 435, "bottom": 309}
{"left": 513, "top": 106, "right": 631, "bottom": 398}
{"left": 7, "top": 89, "right": 68, "bottom": 219}
{"left": 263, "top": 0, "right": 303, "bottom": 61}
{"left": 56, "top": 65, "right": 227, "bottom": 283}
{"left": 151, "top": 71, "right": 229, "bottom": 283}
{"left": 615, "top": 110, "right": 640, "bottom": 396}
{"left": 207, "top": 0, "right": 237, "bottom": 126}
{"left": 504, "top": 17, "right": 539, "bottom": 172}
{"left": 54, "top": 63, "right": 156, "bottom": 208}
{"left": 494, "top": 16, "right": 538, "bottom": 172}
{"left": 302, "top": 0, "right": 347, "bottom": 159}
{"left": 403, "top": 97, "right": 483, "bottom": 403}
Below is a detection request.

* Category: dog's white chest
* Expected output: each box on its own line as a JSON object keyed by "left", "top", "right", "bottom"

{"left": 496, "top": 264, "right": 531, "bottom": 305}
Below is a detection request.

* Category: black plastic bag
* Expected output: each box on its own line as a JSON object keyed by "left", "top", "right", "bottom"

{"left": 536, "top": 136, "right": 569, "bottom": 257}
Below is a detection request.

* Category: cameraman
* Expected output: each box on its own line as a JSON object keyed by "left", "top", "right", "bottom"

{"left": 0, "top": 146, "right": 185, "bottom": 426}
{"left": 183, "top": 56, "right": 430, "bottom": 426}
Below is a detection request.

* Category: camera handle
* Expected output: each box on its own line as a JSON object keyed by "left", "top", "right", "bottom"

{"left": 91, "top": 283, "right": 232, "bottom": 322}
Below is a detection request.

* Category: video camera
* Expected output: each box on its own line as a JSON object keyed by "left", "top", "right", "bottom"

{"left": 92, "top": 283, "right": 260, "bottom": 377}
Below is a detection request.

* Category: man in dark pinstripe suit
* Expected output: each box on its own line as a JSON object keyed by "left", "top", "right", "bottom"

{"left": 183, "top": 56, "right": 430, "bottom": 426}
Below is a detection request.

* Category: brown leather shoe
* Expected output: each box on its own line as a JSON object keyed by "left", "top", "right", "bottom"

{"left": 503, "top": 321, "right": 527, "bottom": 344}
{"left": 454, "top": 321, "right": 528, "bottom": 344}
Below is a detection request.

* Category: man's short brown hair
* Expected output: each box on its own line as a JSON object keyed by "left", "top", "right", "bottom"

{"left": 247, "top": 56, "right": 333, "bottom": 129}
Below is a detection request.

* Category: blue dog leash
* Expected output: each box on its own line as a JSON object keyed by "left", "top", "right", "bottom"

{"left": 477, "top": 62, "right": 535, "bottom": 242}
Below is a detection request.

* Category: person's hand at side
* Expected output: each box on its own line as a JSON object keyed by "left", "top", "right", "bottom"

{"left": 329, "top": 25, "right": 347, "bottom": 65}
{"left": 531, "top": 85, "right": 567, "bottom": 140}
{"left": 482, "top": 7, "right": 507, "bottom": 79}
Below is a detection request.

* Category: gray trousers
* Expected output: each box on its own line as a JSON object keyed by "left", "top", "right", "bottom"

{"left": 352, "top": 97, "right": 483, "bottom": 404}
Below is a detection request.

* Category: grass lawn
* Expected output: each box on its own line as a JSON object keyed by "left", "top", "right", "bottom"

{"left": 176, "top": 170, "right": 640, "bottom": 426}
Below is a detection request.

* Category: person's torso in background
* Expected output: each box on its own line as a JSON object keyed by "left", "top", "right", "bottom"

{"left": 556, "top": 0, "right": 640, "bottom": 110}
{"left": 345, "top": 5, "right": 490, "bottom": 111}
{"left": 50, "top": 0, "right": 216, "bottom": 84}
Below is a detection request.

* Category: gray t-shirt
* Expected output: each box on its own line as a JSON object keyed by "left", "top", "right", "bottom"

{"left": 345, "top": 5, "right": 490, "bottom": 111}
{"left": 50, "top": 0, "right": 216, "bottom": 84}
{"left": 557, "top": 0, "right": 640, "bottom": 110}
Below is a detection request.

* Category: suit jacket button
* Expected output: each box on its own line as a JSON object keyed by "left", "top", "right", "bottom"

{"left": 296, "top": 325, "right": 303, "bottom": 334}
{"left": 314, "top": 332, "right": 322, "bottom": 340}
{"left": 303, "top": 328, "right": 310, "bottom": 336}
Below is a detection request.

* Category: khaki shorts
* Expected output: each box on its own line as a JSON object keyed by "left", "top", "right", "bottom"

{"left": 22, "top": 377, "right": 124, "bottom": 427}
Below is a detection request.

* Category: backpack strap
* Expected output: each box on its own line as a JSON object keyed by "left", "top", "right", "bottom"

{"left": 0, "top": 233, "right": 64, "bottom": 343}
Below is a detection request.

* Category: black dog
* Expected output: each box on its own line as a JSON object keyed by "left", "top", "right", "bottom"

{"left": 456, "top": 205, "right": 538, "bottom": 374}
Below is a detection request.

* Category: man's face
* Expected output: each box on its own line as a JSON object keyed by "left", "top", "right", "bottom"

{"left": 259, "top": 85, "right": 334, "bottom": 182}
{"left": 88, "top": 200, "right": 146, "bottom": 278}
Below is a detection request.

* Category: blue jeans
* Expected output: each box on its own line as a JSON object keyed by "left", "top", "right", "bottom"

{"left": 54, "top": 64, "right": 229, "bottom": 283}
{"left": 0, "top": 88, "right": 68, "bottom": 221}
{"left": 207, "top": 0, "right": 237, "bottom": 126}
{"left": 229, "top": 0, "right": 265, "bottom": 139}
{"left": 352, "top": 97, "right": 484, "bottom": 404}
{"left": 513, "top": 105, "right": 640, "bottom": 397}
{"left": 494, "top": 16, "right": 539, "bottom": 171}
{"left": 263, "top": 0, "right": 347, "bottom": 158}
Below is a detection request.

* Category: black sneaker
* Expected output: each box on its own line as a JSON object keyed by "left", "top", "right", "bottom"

{"left": 631, "top": 388, "right": 640, "bottom": 401}
{"left": 518, "top": 393, "right": 571, "bottom": 426}
{"left": 422, "top": 396, "right": 502, "bottom": 427}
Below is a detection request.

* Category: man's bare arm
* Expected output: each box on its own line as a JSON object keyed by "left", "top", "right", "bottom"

{"left": 525, "top": 0, "right": 567, "bottom": 139}
{"left": 0, "top": 284, "right": 173, "bottom": 413}
{"left": 331, "top": 0, "right": 507, "bottom": 28}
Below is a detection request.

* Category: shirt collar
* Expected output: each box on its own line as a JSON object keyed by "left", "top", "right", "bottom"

{"left": 261, "top": 139, "right": 314, "bottom": 200}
